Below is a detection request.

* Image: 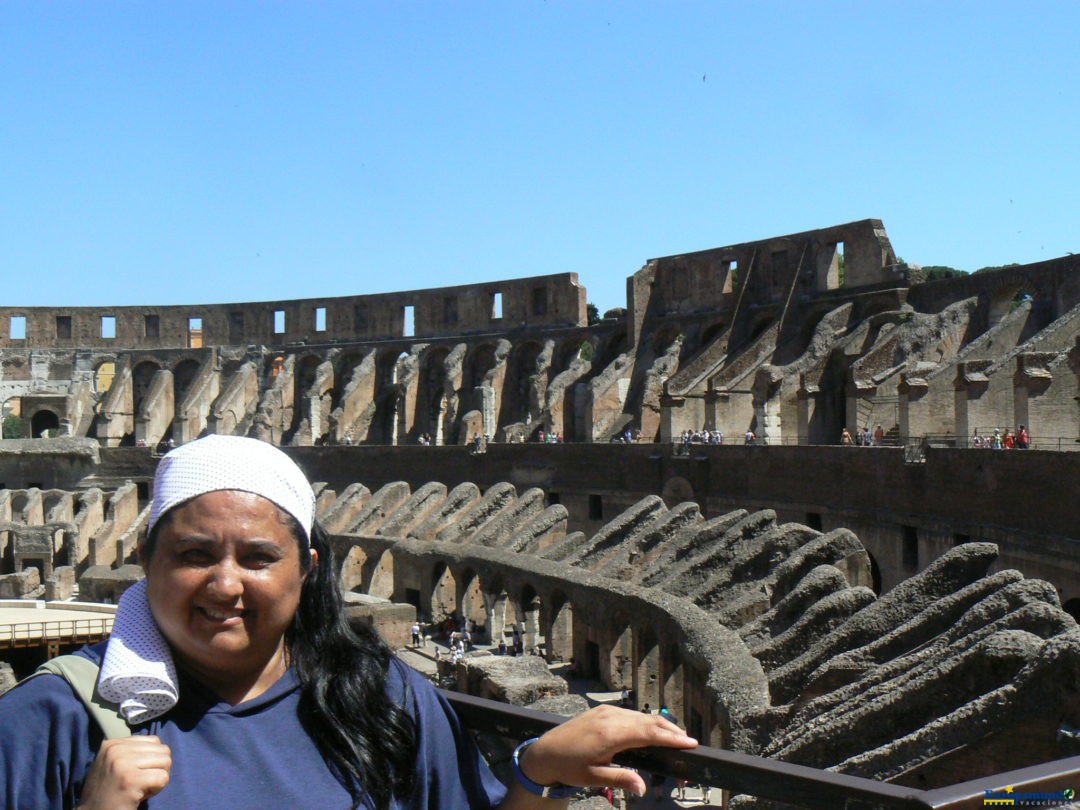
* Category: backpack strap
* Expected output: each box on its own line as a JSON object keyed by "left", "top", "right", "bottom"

{"left": 29, "top": 655, "right": 132, "bottom": 739}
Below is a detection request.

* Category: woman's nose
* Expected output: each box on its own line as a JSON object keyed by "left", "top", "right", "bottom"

{"left": 206, "top": 560, "right": 244, "bottom": 599}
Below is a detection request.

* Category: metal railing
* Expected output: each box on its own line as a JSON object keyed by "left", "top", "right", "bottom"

{"left": 447, "top": 691, "right": 1080, "bottom": 809}
{"left": 0, "top": 617, "right": 114, "bottom": 649}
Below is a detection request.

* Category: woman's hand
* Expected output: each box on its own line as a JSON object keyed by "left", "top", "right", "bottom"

{"left": 518, "top": 704, "right": 697, "bottom": 798}
{"left": 76, "top": 735, "right": 172, "bottom": 810}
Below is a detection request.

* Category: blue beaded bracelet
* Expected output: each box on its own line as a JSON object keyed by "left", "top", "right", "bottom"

{"left": 512, "top": 737, "right": 580, "bottom": 799}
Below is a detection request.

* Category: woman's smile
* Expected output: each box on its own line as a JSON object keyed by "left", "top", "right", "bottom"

{"left": 196, "top": 606, "right": 248, "bottom": 625}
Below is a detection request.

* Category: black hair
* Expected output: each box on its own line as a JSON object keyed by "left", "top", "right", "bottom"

{"left": 289, "top": 520, "right": 418, "bottom": 809}
{"left": 145, "top": 507, "right": 418, "bottom": 810}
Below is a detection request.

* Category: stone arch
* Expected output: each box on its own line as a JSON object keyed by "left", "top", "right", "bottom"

{"left": 264, "top": 354, "right": 285, "bottom": 383}
{"left": 987, "top": 277, "right": 1041, "bottom": 329}
{"left": 597, "top": 331, "right": 628, "bottom": 368}
{"left": 700, "top": 320, "right": 727, "bottom": 347}
{"left": 465, "top": 344, "right": 498, "bottom": 390}
{"left": 487, "top": 588, "right": 513, "bottom": 648}
{"left": 856, "top": 299, "right": 897, "bottom": 322}
{"left": 605, "top": 619, "right": 634, "bottom": 690}
{"left": 683, "top": 664, "right": 711, "bottom": 744}
{"left": 557, "top": 338, "right": 592, "bottom": 372}
{"left": 333, "top": 352, "right": 368, "bottom": 410}
{"left": 172, "top": 358, "right": 200, "bottom": 406}
{"left": 634, "top": 626, "right": 662, "bottom": 712}
{"left": 1063, "top": 598, "right": 1080, "bottom": 623}
{"left": 519, "top": 582, "right": 542, "bottom": 654}
{"left": 458, "top": 569, "right": 487, "bottom": 641}
{"left": 865, "top": 546, "right": 883, "bottom": 595}
{"left": 500, "top": 341, "right": 544, "bottom": 427}
{"left": 652, "top": 324, "right": 682, "bottom": 355}
{"left": 31, "top": 409, "right": 60, "bottom": 438}
{"left": 430, "top": 562, "right": 457, "bottom": 626}
{"left": 554, "top": 339, "right": 595, "bottom": 441}
{"left": 418, "top": 346, "right": 451, "bottom": 444}
{"left": 377, "top": 349, "right": 408, "bottom": 386}
{"left": 546, "top": 590, "right": 574, "bottom": 663}
{"left": 339, "top": 545, "right": 367, "bottom": 592}
{"left": 295, "top": 354, "right": 322, "bottom": 389}
{"left": 749, "top": 315, "right": 775, "bottom": 341}
{"left": 661, "top": 476, "right": 695, "bottom": 509}
{"left": 132, "top": 360, "right": 163, "bottom": 414}
{"left": 368, "top": 549, "right": 394, "bottom": 599}
{"left": 373, "top": 350, "right": 409, "bottom": 444}
{"left": 93, "top": 359, "right": 117, "bottom": 395}
{"left": 2, "top": 397, "right": 23, "bottom": 439}
{"left": 659, "top": 641, "right": 685, "bottom": 723}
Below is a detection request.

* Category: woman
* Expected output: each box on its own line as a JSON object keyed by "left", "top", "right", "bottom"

{"left": 0, "top": 435, "right": 695, "bottom": 809}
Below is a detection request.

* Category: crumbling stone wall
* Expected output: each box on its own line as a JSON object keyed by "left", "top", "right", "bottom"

{"left": 0, "top": 273, "right": 587, "bottom": 349}
{"left": 3, "top": 219, "right": 1076, "bottom": 451}
{"left": 318, "top": 479, "right": 1079, "bottom": 796}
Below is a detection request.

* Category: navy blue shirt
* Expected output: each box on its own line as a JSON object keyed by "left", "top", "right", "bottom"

{"left": 0, "top": 644, "right": 507, "bottom": 809}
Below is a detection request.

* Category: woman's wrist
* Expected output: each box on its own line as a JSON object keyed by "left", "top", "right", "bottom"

{"left": 513, "top": 738, "right": 578, "bottom": 799}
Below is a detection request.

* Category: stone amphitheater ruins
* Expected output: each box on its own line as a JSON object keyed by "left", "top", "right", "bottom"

{"left": 1, "top": 218, "right": 1078, "bottom": 805}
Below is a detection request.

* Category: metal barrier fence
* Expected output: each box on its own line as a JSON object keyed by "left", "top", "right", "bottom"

{"left": 0, "top": 617, "right": 114, "bottom": 649}
{"left": 447, "top": 691, "right": 1080, "bottom": 809}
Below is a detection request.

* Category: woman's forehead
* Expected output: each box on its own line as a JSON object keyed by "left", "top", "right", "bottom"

{"left": 164, "top": 490, "right": 292, "bottom": 529}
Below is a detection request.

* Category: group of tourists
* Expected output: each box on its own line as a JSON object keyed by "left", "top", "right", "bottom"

{"left": 972, "top": 425, "right": 1030, "bottom": 449}
{"left": 679, "top": 428, "right": 725, "bottom": 445}
{"left": 840, "top": 424, "right": 887, "bottom": 446}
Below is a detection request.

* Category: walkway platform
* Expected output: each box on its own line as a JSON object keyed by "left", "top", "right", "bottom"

{"left": 0, "top": 600, "right": 115, "bottom": 650}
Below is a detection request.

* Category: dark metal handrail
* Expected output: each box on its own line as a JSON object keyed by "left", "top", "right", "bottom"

{"left": 445, "top": 690, "right": 1080, "bottom": 809}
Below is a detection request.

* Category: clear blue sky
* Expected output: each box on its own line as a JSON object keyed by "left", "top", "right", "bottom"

{"left": 2, "top": 2, "right": 1077, "bottom": 312}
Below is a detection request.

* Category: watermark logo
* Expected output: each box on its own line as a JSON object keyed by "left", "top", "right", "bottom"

{"left": 983, "top": 786, "right": 1076, "bottom": 806}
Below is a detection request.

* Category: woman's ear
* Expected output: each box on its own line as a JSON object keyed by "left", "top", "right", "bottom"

{"left": 308, "top": 548, "right": 319, "bottom": 574}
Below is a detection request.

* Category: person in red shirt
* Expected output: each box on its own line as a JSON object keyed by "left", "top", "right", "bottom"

{"left": 1017, "top": 425, "right": 1030, "bottom": 449}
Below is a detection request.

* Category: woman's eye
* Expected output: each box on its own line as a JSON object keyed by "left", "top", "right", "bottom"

{"left": 180, "top": 550, "right": 214, "bottom": 565}
{"left": 245, "top": 554, "right": 278, "bottom": 568}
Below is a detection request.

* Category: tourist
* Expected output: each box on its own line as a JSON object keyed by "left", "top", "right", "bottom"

{"left": 0, "top": 435, "right": 697, "bottom": 809}
{"left": 862, "top": 426, "right": 872, "bottom": 446}
{"left": 840, "top": 427, "right": 853, "bottom": 446}
{"left": 992, "top": 428, "right": 1003, "bottom": 449}
{"left": 411, "top": 621, "right": 421, "bottom": 648}
{"left": 873, "top": 424, "right": 884, "bottom": 446}
{"left": 1003, "top": 430, "right": 1015, "bottom": 450}
{"left": 650, "top": 771, "right": 665, "bottom": 800}
{"left": 744, "top": 429, "right": 755, "bottom": 446}
{"left": 971, "top": 429, "right": 983, "bottom": 448}
{"left": 1017, "top": 424, "right": 1030, "bottom": 449}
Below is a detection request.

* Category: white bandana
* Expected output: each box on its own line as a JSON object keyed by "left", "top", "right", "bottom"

{"left": 148, "top": 434, "right": 315, "bottom": 542}
{"left": 99, "top": 434, "right": 316, "bottom": 723}
{"left": 98, "top": 579, "right": 179, "bottom": 723}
